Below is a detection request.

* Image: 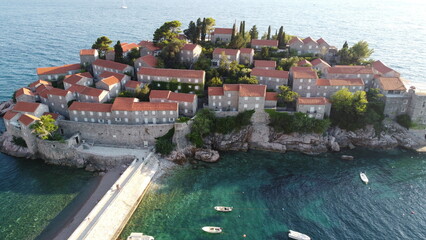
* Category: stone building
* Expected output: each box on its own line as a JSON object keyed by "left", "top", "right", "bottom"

{"left": 36, "top": 63, "right": 81, "bottom": 81}
{"left": 211, "top": 28, "right": 234, "bottom": 43}
{"left": 239, "top": 48, "right": 255, "bottom": 65}
{"left": 134, "top": 55, "right": 158, "bottom": 71}
{"left": 106, "top": 43, "right": 140, "bottom": 61}
{"left": 311, "top": 58, "right": 331, "bottom": 75}
{"left": 92, "top": 59, "right": 134, "bottom": 78}
{"left": 99, "top": 71, "right": 130, "bottom": 90}
{"left": 124, "top": 81, "right": 143, "bottom": 92}
{"left": 250, "top": 39, "right": 278, "bottom": 50}
{"left": 372, "top": 60, "right": 401, "bottom": 78}
{"left": 265, "top": 92, "right": 278, "bottom": 109}
{"left": 408, "top": 88, "right": 426, "bottom": 124}
{"left": 63, "top": 72, "right": 94, "bottom": 90}
{"left": 28, "top": 80, "right": 52, "bottom": 92}
{"left": 3, "top": 102, "right": 49, "bottom": 134}
{"left": 296, "top": 97, "right": 331, "bottom": 119}
{"left": 289, "top": 37, "right": 335, "bottom": 57}
{"left": 179, "top": 44, "right": 202, "bottom": 64}
{"left": 80, "top": 49, "right": 99, "bottom": 66}
{"left": 15, "top": 87, "right": 35, "bottom": 102}
{"left": 323, "top": 66, "right": 374, "bottom": 89}
{"left": 254, "top": 60, "right": 276, "bottom": 70}
{"left": 212, "top": 48, "right": 240, "bottom": 67}
{"left": 290, "top": 67, "right": 318, "bottom": 97}
{"left": 139, "top": 41, "right": 161, "bottom": 57}
{"left": 251, "top": 68, "right": 289, "bottom": 90}
{"left": 149, "top": 90, "right": 197, "bottom": 117}
{"left": 373, "top": 77, "right": 409, "bottom": 119}
{"left": 68, "top": 85, "right": 109, "bottom": 103}
{"left": 315, "top": 78, "right": 365, "bottom": 98}
{"left": 46, "top": 88, "right": 74, "bottom": 117}
{"left": 297, "top": 59, "right": 312, "bottom": 67}
{"left": 95, "top": 76, "right": 121, "bottom": 98}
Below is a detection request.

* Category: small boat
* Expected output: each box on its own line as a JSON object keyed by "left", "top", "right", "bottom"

{"left": 288, "top": 230, "right": 311, "bottom": 240}
{"left": 121, "top": 0, "right": 127, "bottom": 8}
{"left": 214, "top": 206, "right": 233, "bottom": 212}
{"left": 360, "top": 172, "right": 369, "bottom": 184}
{"left": 202, "top": 226, "right": 222, "bottom": 233}
{"left": 341, "top": 155, "right": 354, "bottom": 160}
{"left": 127, "top": 232, "right": 154, "bottom": 240}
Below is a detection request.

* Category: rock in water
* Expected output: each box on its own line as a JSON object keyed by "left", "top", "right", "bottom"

{"left": 194, "top": 149, "right": 220, "bottom": 162}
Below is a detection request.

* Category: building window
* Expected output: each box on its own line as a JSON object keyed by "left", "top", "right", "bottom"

{"left": 115, "top": 118, "right": 121, "bottom": 122}
{"left": 124, "top": 111, "right": 128, "bottom": 115}
{"left": 308, "top": 79, "right": 311, "bottom": 83}
{"left": 82, "top": 111, "right": 85, "bottom": 115}
{"left": 170, "top": 111, "right": 173, "bottom": 114}
{"left": 228, "top": 93, "right": 231, "bottom": 97}
{"left": 106, "top": 113, "right": 110, "bottom": 117}
{"left": 74, "top": 117, "right": 78, "bottom": 121}
{"left": 163, "top": 118, "right": 166, "bottom": 122}
{"left": 125, "top": 118, "right": 128, "bottom": 122}
{"left": 152, "top": 111, "right": 156, "bottom": 115}
{"left": 135, "top": 111, "right": 139, "bottom": 115}
{"left": 195, "top": 85, "right": 199, "bottom": 90}
{"left": 307, "top": 86, "right": 311, "bottom": 90}
{"left": 136, "top": 118, "right": 140, "bottom": 122}
{"left": 98, "top": 119, "right": 105, "bottom": 123}
{"left": 162, "top": 111, "right": 166, "bottom": 115}
{"left": 61, "top": 104, "right": 64, "bottom": 109}
{"left": 244, "top": 97, "right": 248, "bottom": 100}
{"left": 300, "top": 79, "right": 304, "bottom": 83}
{"left": 299, "top": 86, "right": 302, "bottom": 90}
{"left": 73, "top": 110, "right": 77, "bottom": 114}
{"left": 91, "top": 118, "right": 95, "bottom": 122}
{"left": 213, "top": 102, "right": 216, "bottom": 106}
{"left": 84, "top": 118, "right": 88, "bottom": 122}
{"left": 244, "top": 104, "right": 247, "bottom": 109}
{"left": 255, "top": 97, "right": 260, "bottom": 100}
{"left": 90, "top": 111, "right": 93, "bottom": 116}
{"left": 144, "top": 111, "right": 148, "bottom": 115}
{"left": 255, "top": 104, "right": 259, "bottom": 108}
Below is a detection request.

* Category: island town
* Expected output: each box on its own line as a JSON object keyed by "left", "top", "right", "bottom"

{"left": 1, "top": 19, "right": 426, "bottom": 240}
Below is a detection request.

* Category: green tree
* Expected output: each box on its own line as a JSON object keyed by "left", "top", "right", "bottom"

{"left": 350, "top": 40, "right": 374, "bottom": 64}
{"left": 231, "top": 23, "right": 236, "bottom": 42}
{"left": 249, "top": 25, "right": 259, "bottom": 40}
{"left": 135, "top": 84, "right": 150, "bottom": 101}
{"left": 188, "top": 109, "right": 215, "bottom": 147}
{"left": 92, "top": 36, "right": 112, "bottom": 58}
{"left": 238, "top": 76, "right": 258, "bottom": 84}
{"left": 337, "top": 41, "right": 351, "bottom": 64}
{"left": 195, "top": 18, "right": 202, "bottom": 43}
{"left": 267, "top": 26, "right": 271, "bottom": 40}
{"left": 208, "top": 77, "right": 223, "bottom": 86}
{"left": 260, "top": 47, "right": 270, "bottom": 59}
{"left": 396, "top": 114, "right": 412, "bottom": 129}
{"left": 30, "top": 115, "right": 58, "bottom": 140}
{"left": 330, "top": 88, "right": 369, "bottom": 130}
{"left": 277, "top": 85, "right": 299, "bottom": 103}
{"left": 205, "top": 18, "right": 215, "bottom": 33}
{"left": 160, "top": 39, "right": 185, "bottom": 68}
{"left": 114, "top": 41, "right": 124, "bottom": 63}
{"left": 184, "top": 21, "right": 197, "bottom": 43}
{"left": 229, "top": 34, "right": 247, "bottom": 49}
{"left": 194, "top": 55, "right": 212, "bottom": 71}
{"left": 153, "top": 20, "right": 182, "bottom": 44}
{"left": 201, "top": 18, "right": 207, "bottom": 42}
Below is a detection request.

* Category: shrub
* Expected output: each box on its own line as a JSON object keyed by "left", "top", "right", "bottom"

{"left": 266, "top": 110, "right": 330, "bottom": 134}
{"left": 155, "top": 128, "right": 175, "bottom": 155}
{"left": 396, "top": 114, "right": 412, "bottom": 129}
{"left": 177, "top": 117, "right": 191, "bottom": 123}
{"left": 12, "top": 136, "right": 27, "bottom": 148}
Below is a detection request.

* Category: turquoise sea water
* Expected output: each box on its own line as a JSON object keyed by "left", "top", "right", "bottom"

{"left": 121, "top": 150, "right": 426, "bottom": 240}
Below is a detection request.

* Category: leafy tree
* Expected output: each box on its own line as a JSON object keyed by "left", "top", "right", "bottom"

{"left": 238, "top": 76, "right": 258, "bottom": 84}
{"left": 30, "top": 115, "right": 58, "bottom": 140}
{"left": 277, "top": 85, "right": 299, "bottom": 103}
{"left": 350, "top": 40, "right": 374, "bottom": 64}
{"left": 114, "top": 41, "right": 124, "bottom": 63}
{"left": 195, "top": 18, "right": 202, "bottom": 43}
{"left": 153, "top": 20, "right": 182, "bottom": 44}
{"left": 135, "top": 84, "right": 150, "bottom": 101}
{"left": 155, "top": 128, "right": 175, "bottom": 155}
{"left": 201, "top": 18, "right": 207, "bottom": 42}
{"left": 205, "top": 18, "right": 216, "bottom": 33}
{"left": 337, "top": 41, "right": 351, "bottom": 65}
{"left": 396, "top": 114, "right": 412, "bottom": 129}
{"left": 188, "top": 109, "right": 215, "bottom": 147}
{"left": 231, "top": 23, "right": 236, "bottom": 42}
{"left": 160, "top": 39, "right": 185, "bottom": 68}
{"left": 194, "top": 55, "right": 212, "bottom": 70}
{"left": 184, "top": 21, "right": 197, "bottom": 43}
{"left": 267, "top": 26, "right": 271, "bottom": 40}
{"left": 229, "top": 34, "right": 248, "bottom": 49}
{"left": 249, "top": 25, "right": 259, "bottom": 40}
{"left": 278, "top": 57, "right": 303, "bottom": 71}
{"left": 208, "top": 77, "right": 223, "bottom": 86}
{"left": 260, "top": 47, "right": 270, "bottom": 59}
{"left": 92, "top": 36, "right": 112, "bottom": 58}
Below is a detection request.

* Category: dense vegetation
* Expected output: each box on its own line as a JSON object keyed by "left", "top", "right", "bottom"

{"left": 155, "top": 128, "right": 175, "bottom": 155}
{"left": 396, "top": 114, "right": 412, "bottom": 129}
{"left": 12, "top": 136, "right": 27, "bottom": 148}
{"left": 30, "top": 115, "right": 63, "bottom": 141}
{"left": 266, "top": 110, "right": 331, "bottom": 134}
{"left": 188, "top": 109, "right": 254, "bottom": 147}
{"left": 337, "top": 40, "right": 374, "bottom": 65}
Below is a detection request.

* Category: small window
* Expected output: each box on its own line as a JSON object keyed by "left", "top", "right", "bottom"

{"left": 244, "top": 97, "right": 248, "bottom": 100}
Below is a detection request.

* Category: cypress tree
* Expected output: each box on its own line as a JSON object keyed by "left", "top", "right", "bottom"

{"left": 114, "top": 40, "right": 124, "bottom": 63}
{"left": 267, "top": 26, "right": 271, "bottom": 40}
{"left": 231, "top": 23, "right": 236, "bottom": 41}
{"left": 201, "top": 18, "right": 207, "bottom": 42}
{"left": 239, "top": 21, "right": 243, "bottom": 35}
{"left": 249, "top": 25, "right": 259, "bottom": 40}
{"left": 195, "top": 18, "right": 202, "bottom": 43}
{"left": 242, "top": 21, "right": 245, "bottom": 34}
{"left": 278, "top": 26, "right": 284, "bottom": 48}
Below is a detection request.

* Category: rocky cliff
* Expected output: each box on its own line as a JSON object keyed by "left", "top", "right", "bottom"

{"left": 0, "top": 100, "right": 14, "bottom": 116}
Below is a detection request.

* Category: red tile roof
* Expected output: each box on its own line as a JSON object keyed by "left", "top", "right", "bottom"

{"left": 93, "top": 59, "right": 130, "bottom": 71}
{"left": 13, "top": 102, "right": 43, "bottom": 113}
{"left": 265, "top": 92, "right": 278, "bottom": 101}
{"left": 298, "top": 97, "right": 330, "bottom": 105}
{"left": 208, "top": 87, "right": 224, "bottom": 96}
{"left": 181, "top": 44, "right": 199, "bottom": 51}
{"left": 240, "top": 48, "right": 254, "bottom": 54}
{"left": 100, "top": 76, "right": 120, "bottom": 86}
{"left": 251, "top": 68, "right": 289, "bottom": 79}
{"left": 169, "top": 92, "right": 196, "bottom": 103}
{"left": 316, "top": 78, "right": 364, "bottom": 86}
{"left": 3, "top": 110, "right": 19, "bottom": 120}
{"left": 80, "top": 49, "right": 97, "bottom": 55}
{"left": 29, "top": 80, "right": 51, "bottom": 89}
{"left": 138, "top": 41, "right": 161, "bottom": 51}
{"left": 37, "top": 85, "right": 54, "bottom": 99}
{"left": 213, "top": 28, "right": 233, "bottom": 35}
{"left": 69, "top": 101, "right": 112, "bottom": 112}
{"left": 239, "top": 84, "right": 266, "bottom": 97}
{"left": 81, "top": 87, "right": 107, "bottom": 97}
{"left": 42, "top": 112, "right": 61, "bottom": 120}
{"left": 37, "top": 63, "right": 81, "bottom": 75}
{"left": 297, "top": 59, "right": 312, "bottom": 66}
{"left": 138, "top": 67, "right": 205, "bottom": 79}
{"left": 15, "top": 88, "right": 34, "bottom": 98}
{"left": 289, "top": 37, "right": 303, "bottom": 45}
{"left": 112, "top": 97, "right": 178, "bottom": 111}
{"left": 291, "top": 66, "right": 315, "bottom": 72}
{"left": 149, "top": 90, "right": 171, "bottom": 99}
{"left": 64, "top": 74, "right": 88, "bottom": 85}
{"left": 125, "top": 81, "right": 142, "bottom": 89}
{"left": 18, "top": 114, "right": 39, "bottom": 126}
{"left": 67, "top": 84, "right": 86, "bottom": 94}
{"left": 137, "top": 55, "right": 158, "bottom": 67}
{"left": 316, "top": 38, "right": 329, "bottom": 46}
{"left": 254, "top": 60, "right": 276, "bottom": 68}
{"left": 47, "top": 88, "right": 69, "bottom": 97}
{"left": 293, "top": 68, "right": 318, "bottom": 79}
{"left": 223, "top": 84, "right": 240, "bottom": 91}
{"left": 377, "top": 77, "right": 406, "bottom": 91}
{"left": 327, "top": 66, "right": 374, "bottom": 74}
{"left": 111, "top": 97, "right": 138, "bottom": 111}
{"left": 213, "top": 48, "right": 239, "bottom": 56}
{"left": 251, "top": 39, "right": 278, "bottom": 47}
{"left": 99, "top": 71, "right": 126, "bottom": 80}
{"left": 121, "top": 43, "right": 140, "bottom": 52}
{"left": 311, "top": 58, "right": 331, "bottom": 67}
{"left": 302, "top": 37, "right": 317, "bottom": 44}
{"left": 372, "top": 60, "right": 399, "bottom": 75}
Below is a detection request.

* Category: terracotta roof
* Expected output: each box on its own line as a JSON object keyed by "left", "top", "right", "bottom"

{"left": 265, "top": 92, "right": 278, "bottom": 101}
{"left": 99, "top": 71, "right": 126, "bottom": 80}
{"left": 69, "top": 101, "right": 112, "bottom": 112}
{"left": 291, "top": 66, "right": 315, "bottom": 72}
{"left": 15, "top": 88, "right": 34, "bottom": 98}
{"left": 37, "top": 85, "right": 54, "bottom": 99}
{"left": 223, "top": 84, "right": 240, "bottom": 91}
{"left": 377, "top": 77, "right": 406, "bottom": 91}
{"left": 137, "top": 55, "right": 158, "bottom": 67}
{"left": 100, "top": 76, "right": 120, "bottom": 86}
{"left": 251, "top": 39, "right": 278, "bottom": 47}
{"left": 80, "top": 49, "right": 97, "bottom": 55}
{"left": 181, "top": 44, "right": 198, "bottom": 51}
{"left": 138, "top": 67, "right": 204, "bottom": 79}
{"left": 289, "top": 37, "right": 303, "bottom": 45}
{"left": 239, "top": 84, "right": 266, "bottom": 97}
{"left": 111, "top": 97, "right": 138, "bottom": 111}
{"left": 81, "top": 87, "right": 107, "bottom": 97}
{"left": 149, "top": 90, "right": 171, "bottom": 99}
{"left": 132, "top": 102, "right": 178, "bottom": 111}
{"left": 213, "top": 48, "right": 239, "bottom": 56}
{"left": 208, "top": 87, "right": 224, "bottom": 96}
{"left": 302, "top": 37, "right": 317, "bottom": 44}
{"left": 42, "top": 112, "right": 60, "bottom": 120}
{"left": 37, "top": 63, "right": 81, "bottom": 75}
{"left": 298, "top": 97, "right": 330, "bottom": 105}
{"left": 47, "top": 88, "right": 69, "bottom": 97}
{"left": 168, "top": 92, "right": 196, "bottom": 103}
{"left": 212, "top": 28, "right": 233, "bottom": 35}
{"left": 251, "top": 68, "right": 289, "bottom": 78}
{"left": 64, "top": 73, "right": 90, "bottom": 85}
{"left": 3, "top": 110, "right": 19, "bottom": 120}
{"left": 316, "top": 78, "right": 364, "bottom": 86}
{"left": 29, "top": 80, "right": 51, "bottom": 89}
{"left": 121, "top": 43, "right": 140, "bottom": 52}
{"left": 297, "top": 59, "right": 312, "bottom": 66}
{"left": 311, "top": 58, "right": 331, "bottom": 67}
{"left": 293, "top": 68, "right": 318, "bottom": 79}
{"left": 240, "top": 48, "right": 254, "bottom": 54}
{"left": 13, "top": 102, "right": 42, "bottom": 113}
{"left": 372, "top": 60, "right": 399, "bottom": 75}
{"left": 18, "top": 114, "right": 39, "bottom": 126}
{"left": 138, "top": 41, "right": 161, "bottom": 51}
{"left": 254, "top": 60, "right": 276, "bottom": 68}
{"left": 93, "top": 59, "right": 130, "bottom": 71}
{"left": 125, "top": 81, "right": 142, "bottom": 89}
{"left": 67, "top": 85, "right": 87, "bottom": 94}
{"left": 327, "top": 66, "right": 374, "bottom": 74}
{"left": 317, "top": 38, "right": 329, "bottom": 46}
{"left": 79, "top": 72, "right": 93, "bottom": 78}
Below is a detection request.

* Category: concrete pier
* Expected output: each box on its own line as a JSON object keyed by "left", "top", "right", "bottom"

{"left": 68, "top": 152, "right": 159, "bottom": 240}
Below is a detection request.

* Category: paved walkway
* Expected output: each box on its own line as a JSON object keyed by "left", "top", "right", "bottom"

{"left": 68, "top": 152, "right": 159, "bottom": 240}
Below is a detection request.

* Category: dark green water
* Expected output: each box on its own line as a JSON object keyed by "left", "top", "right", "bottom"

{"left": 121, "top": 149, "right": 426, "bottom": 240}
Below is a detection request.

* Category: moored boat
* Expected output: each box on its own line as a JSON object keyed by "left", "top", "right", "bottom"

{"left": 202, "top": 226, "right": 222, "bottom": 233}
{"left": 127, "top": 232, "right": 154, "bottom": 240}
{"left": 360, "top": 172, "right": 369, "bottom": 184}
{"left": 214, "top": 206, "right": 233, "bottom": 212}
{"left": 341, "top": 155, "right": 354, "bottom": 160}
{"left": 288, "top": 230, "right": 311, "bottom": 240}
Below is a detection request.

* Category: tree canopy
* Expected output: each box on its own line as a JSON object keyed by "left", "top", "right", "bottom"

{"left": 92, "top": 36, "right": 112, "bottom": 58}
{"left": 338, "top": 40, "right": 374, "bottom": 65}
{"left": 277, "top": 85, "right": 299, "bottom": 103}
{"left": 30, "top": 115, "right": 58, "bottom": 140}
{"left": 249, "top": 25, "right": 259, "bottom": 40}
{"left": 153, "top": 21, "right": 182, "bottom": 44}
{"left": 114, "top": 41, "right": 124, "bottom": 63}
{"left": 238, "top": 76, "right": 258, "bottom": 84}
{"left": 160, "top": 38, "right": 185, "bottom": 68}
{"left": 208, "top": 77, "right": 223, "bottom": 86}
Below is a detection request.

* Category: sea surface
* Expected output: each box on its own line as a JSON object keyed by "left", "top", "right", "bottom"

{"left": 120, "top": 149, "right": 426, "bottom": 240}
{"left": 1, "top": 0, "right": 426, "bottom": 239}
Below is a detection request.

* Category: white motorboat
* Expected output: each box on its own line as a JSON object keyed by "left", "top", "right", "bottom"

{"left": 127, "top": 232, "right": 154, "bottom": 240}
{"left": 360, "top": 172, "right": 369, "bottom": 184}
{"left": 121, "top": 0, "right": 127, "bottom": 8}
{"left": 288, "top": 230, "right": 311, "bottom": 240}
{"left": 214, "top": 206, "right": 233, "bottom": 212}
{"left": 202, "top": 226, "right": 222, "bottom": 233}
